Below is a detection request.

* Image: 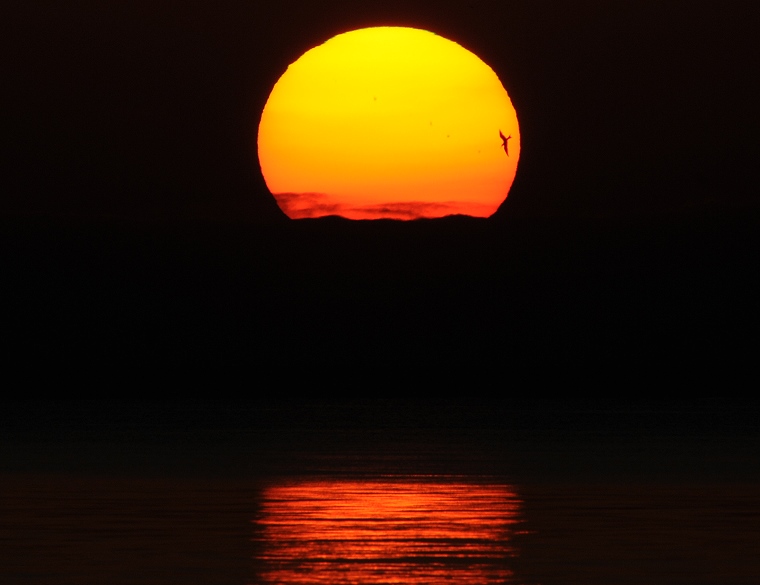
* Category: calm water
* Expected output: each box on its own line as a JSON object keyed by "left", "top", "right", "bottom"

{"left": 255, "top": 478, "right": 522, "bottom": 585}
{"left": 2, "top": 472, "right": 759, "bottom": 585}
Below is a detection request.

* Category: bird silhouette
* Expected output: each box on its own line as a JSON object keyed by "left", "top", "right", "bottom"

{"left": 499, "top": 130, "right": 511, "bottom": 156}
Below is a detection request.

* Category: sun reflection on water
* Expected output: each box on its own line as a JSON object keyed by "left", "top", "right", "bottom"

{"left": 253, "top": 478, "right": 522, "bottom": 585}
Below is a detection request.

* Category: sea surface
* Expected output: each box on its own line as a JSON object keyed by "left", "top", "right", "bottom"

{"left": 1, "top": 404, "right": 759, "bottom": 585}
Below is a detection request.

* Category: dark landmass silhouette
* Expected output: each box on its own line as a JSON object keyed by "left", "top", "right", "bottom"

{"left": 2, "top": 203, "right": 758, "bottom": 381}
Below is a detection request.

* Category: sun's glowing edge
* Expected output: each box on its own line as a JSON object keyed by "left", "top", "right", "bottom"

{"left": 257, "top": 26, "right": 520, "bottom": 220}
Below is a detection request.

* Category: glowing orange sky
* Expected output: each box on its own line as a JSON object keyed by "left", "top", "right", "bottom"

{"left": 258, "top": 27, "right": 520, "bottom": 220}
{"left": 254, "top": 479, "right": 522, "bottom": 585}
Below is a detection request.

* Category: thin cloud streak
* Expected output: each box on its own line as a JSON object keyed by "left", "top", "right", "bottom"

{"left": 274, "top": 193, "right": 495, "bottom": 220}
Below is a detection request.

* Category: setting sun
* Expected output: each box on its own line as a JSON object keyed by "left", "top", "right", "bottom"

{"left": 258, "top": 27, "right": 520, "bottom": 220}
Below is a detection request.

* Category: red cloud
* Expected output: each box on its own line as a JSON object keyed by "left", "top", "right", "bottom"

{"left": 274, "top": 193, "right": 470, "bottom": 220}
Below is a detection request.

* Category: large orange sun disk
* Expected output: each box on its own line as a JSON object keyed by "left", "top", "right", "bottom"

{"left": 258, "top": 27, "right": 520, "bottom": 220}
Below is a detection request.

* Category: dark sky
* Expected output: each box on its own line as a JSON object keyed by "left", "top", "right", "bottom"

{"left": 2, "top": 0, "right": 759, "bottom": 377}
{"left": 3, "top": 0, "right": 758, "bottom": 220}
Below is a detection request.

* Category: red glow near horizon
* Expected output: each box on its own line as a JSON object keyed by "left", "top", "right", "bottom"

{"left": 253, "top": 478, "right": 522, "bottom": 585}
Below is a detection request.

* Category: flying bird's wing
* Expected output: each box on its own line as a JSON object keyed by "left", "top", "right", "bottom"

{"left": 499, "top": 130, "right": 510, "bottom": 156}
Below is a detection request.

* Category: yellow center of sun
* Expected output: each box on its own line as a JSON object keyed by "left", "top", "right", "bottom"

{"left": 257, "top": 26, "right": 520, "bottom": 220}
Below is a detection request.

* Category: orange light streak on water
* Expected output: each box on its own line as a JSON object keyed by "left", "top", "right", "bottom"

{"left": 253, "top": 478, "right": 522, "bottom": 585}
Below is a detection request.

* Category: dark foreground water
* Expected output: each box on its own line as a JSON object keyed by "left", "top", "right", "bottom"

{"left": 1, "top": 403, "right": 759, "bottom": 584}
{"left": 2, "top": 458, "right": 759, "bottom": 584}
